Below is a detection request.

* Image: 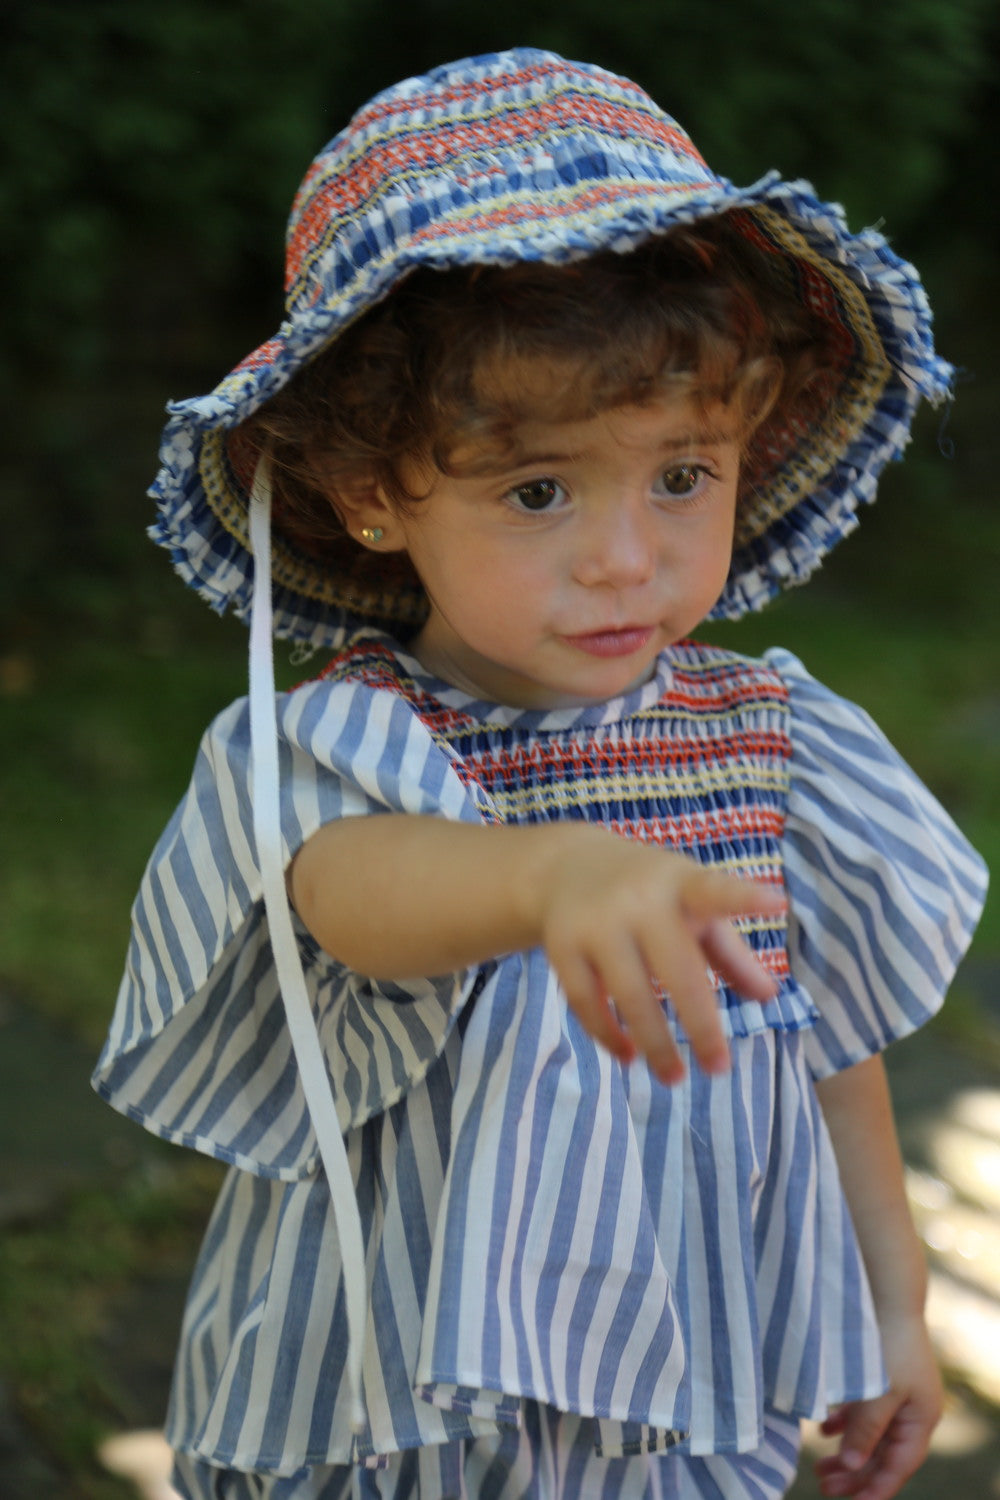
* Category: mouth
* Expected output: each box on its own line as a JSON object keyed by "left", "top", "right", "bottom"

{"left": 561, "top": 625, "right": 655, "bottom": 659}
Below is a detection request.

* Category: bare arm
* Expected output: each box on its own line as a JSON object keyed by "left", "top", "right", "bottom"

{"left": 289, "top": 814, "right": 786, "bottom": 1084}
{"left": 813, "top": 1056, "right": 942, "bottom": 1499}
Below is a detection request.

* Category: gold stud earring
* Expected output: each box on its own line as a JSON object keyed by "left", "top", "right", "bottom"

{"left": 360, "top": 526, "right": 384, "bottom": 544}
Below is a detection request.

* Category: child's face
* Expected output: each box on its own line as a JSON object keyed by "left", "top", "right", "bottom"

{"left": 371, "top": 390, "right": 740, "bottom": 709}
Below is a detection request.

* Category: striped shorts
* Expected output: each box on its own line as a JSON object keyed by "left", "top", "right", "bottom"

{"left": 172, "top": 1406, "right": 801, "bottom": 1499}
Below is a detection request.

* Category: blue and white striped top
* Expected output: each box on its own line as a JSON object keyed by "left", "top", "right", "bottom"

{"left": 93, "top": 637, "right": 987, "bottom": 1475}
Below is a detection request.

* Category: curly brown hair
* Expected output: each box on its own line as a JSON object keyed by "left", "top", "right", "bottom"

{"left": 238, "top": 211, "right": 838, "bottom": 566}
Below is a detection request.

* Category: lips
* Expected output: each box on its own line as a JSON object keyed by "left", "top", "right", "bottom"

{"left": 562, "top": 626, "right": 655, "bottom": 658}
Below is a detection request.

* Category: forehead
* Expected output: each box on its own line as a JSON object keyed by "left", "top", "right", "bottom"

{"left": 470, "top": 343, "right": 741, "bottom": 421}
{"left": 448, "top": 385, "right": 739, "bottom": 475}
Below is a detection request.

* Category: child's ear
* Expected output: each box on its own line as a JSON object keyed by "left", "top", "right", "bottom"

{"left": 328, "top": 479, "right": 409, "bottom": 554}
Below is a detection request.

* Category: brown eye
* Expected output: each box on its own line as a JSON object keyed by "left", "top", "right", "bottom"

{"left": 659, "top": 464, "right": 703, "bottom": 497}
{"left": 505, "top": 478, "right": 567, "bottom": 512}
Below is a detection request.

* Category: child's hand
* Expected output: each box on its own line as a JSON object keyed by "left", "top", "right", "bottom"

{"left": 293, "top": 816, "right": 783, "bottom": 1081}
{"left": 813, "top": 1315, "right": 943, "bottom": 1499}
{"left": 537, "top": 830, "right": 785, "bottom": 1083}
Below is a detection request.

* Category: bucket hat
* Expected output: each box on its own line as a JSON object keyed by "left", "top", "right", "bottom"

{"left": 151, "top": 46, "right": 951, "bottom": 645}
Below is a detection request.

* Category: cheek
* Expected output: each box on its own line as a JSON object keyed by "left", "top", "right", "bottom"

{"left": 437, "top": 532, "right": 553, "bottom": 594}
{"left": 673, "top": 513, "right": 736, "bottom": 597}
{"left": 431, "top": 545, "right": 553, "bottom": 638}
{"left": 706, "top": 496, "right": 738, "bottom": 562}
{"left": 450, "top": 571, "right": 532, "bottom": 629}
{"left": 712, "top": 513, "right": 737, "bottom": 569}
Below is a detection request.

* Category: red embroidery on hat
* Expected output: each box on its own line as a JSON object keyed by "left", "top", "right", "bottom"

{"left": 284, "top": 94, "right": 708, "bottom": 290}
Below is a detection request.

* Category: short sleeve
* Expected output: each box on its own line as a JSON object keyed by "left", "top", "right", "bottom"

{"left": 92, "top": 676, "right": 497, "bottom": 1179}
{"left": 767, "top": 649, "right": 989, "bottom": 1078}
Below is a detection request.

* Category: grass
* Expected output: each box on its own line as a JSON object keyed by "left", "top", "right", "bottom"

{"left": 3, "top": 599, "right": 243, "bottom": 1042}
{"left": 0, "top": 1158, "right": 223, "bottom": 1499}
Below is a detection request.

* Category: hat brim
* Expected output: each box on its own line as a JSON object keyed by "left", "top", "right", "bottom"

{"left": 150, "top": 142, "right": 950, "bottom": 646}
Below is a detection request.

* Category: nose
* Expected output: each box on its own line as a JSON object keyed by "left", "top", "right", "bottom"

{"left": 571, "top": 498, "right": 656, "bottom": 590}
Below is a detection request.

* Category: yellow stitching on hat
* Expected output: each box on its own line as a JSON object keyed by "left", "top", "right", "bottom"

{"left": 730, "top": 206, "right": 890, "bottom": 547}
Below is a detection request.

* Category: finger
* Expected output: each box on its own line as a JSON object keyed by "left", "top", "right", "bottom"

{"left": 825, "top": 1394, "right": 898, "bottom": 1480}
{"left": 551, "top": 948, "right": 638, "bottom": 1065}
{"left": 589, "top": 940, "right": 685, "bottom": 1084}
{"left": 819, "top": 1406, "right": 850, "bottom": 1437}
{"left": 817, "top": 1434, "right": 923, "bottom": 1500}
{"left": 702, "top": 918, "right": 780, "bottom": 1002}
{"left": 640, "top": 921, "right": 729, "bottom": 1075}
{"left": 814, "top": 1395, "right": 930, "bottom": 1500}
{"left": 849, "top": 1412, "right": 934, "bottom": 1500}
{"left": 679, "top": 868, "right": 787, "bottom": 929}
{"left": 837, "top": 1404, "right": 895, "bottom": 1476}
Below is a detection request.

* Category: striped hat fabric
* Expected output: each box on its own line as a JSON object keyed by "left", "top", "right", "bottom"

{"left": 150, "top": 48, "right": 952, "bottom": 648}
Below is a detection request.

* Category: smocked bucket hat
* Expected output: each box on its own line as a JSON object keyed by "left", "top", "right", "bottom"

{"left": 151, "top": 46, "right": 952, "bottom": 648}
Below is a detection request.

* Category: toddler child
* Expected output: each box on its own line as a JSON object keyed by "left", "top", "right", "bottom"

{"left": 94, "top": 48, "right": 988, "bottom": 1500}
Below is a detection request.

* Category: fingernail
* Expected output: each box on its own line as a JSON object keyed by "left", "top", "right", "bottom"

{"left": 840, "top": 1450, "right": 864, "bottom": 1471}
{"left": 656, "top": 1059, "right": 685, "bottom": 1086}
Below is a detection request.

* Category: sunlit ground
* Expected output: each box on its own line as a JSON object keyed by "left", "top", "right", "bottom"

{"left": 98, "top": 1083, "right": 1000, "bottom": 1499}
{"left": 98, "top": 1430, "right": 179, "bottom": 1500}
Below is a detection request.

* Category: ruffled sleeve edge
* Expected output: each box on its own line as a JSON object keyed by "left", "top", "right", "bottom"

{"left": 92, "top": 673, "right": 500, "bottom": 1176}
{"left": 768, "top": 648, "right": 988, "bottom": 1078}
